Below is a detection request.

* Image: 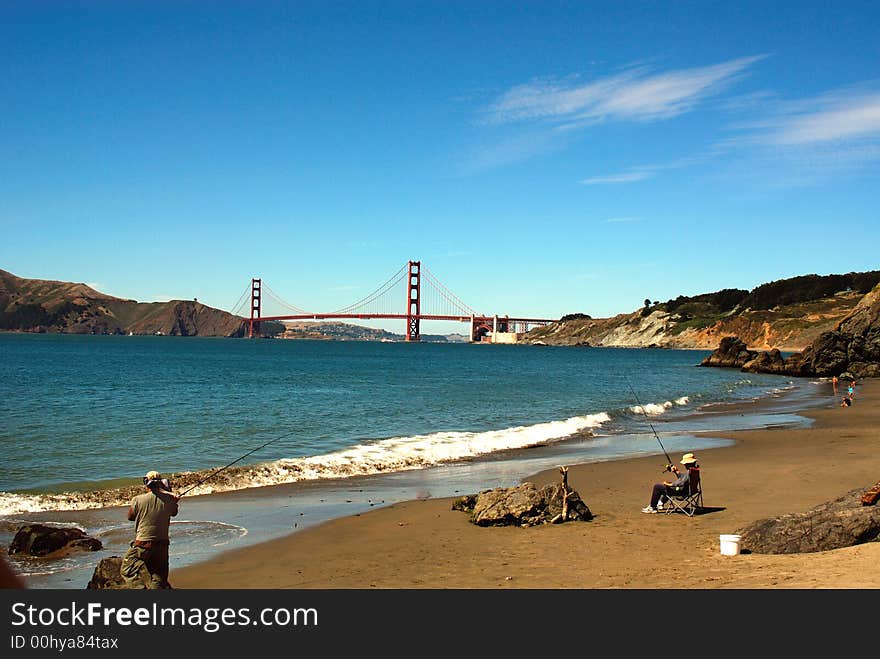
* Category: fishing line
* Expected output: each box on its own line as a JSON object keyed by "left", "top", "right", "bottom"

{"left": 624, "top": 377, "right": 673, "bottom": 472}
{"left": 177, "top": 428, "right": 298, "bottom": 496}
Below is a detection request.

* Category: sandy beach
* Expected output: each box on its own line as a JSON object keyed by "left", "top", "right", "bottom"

{"left": 171, "top": 379, "right": 880, "bottom": 589}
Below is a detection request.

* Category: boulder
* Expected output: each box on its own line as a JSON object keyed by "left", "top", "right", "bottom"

{"left": 453, "top": 482, "right": 592, "bottom": 527}
{"left": 738, "top": 485, "right": 880, "bottom": 554}
{"left": 8, "top": 524, "right": 102, "bottom": 557}
{"left": 86, "top": 556, "right": 126, "bottom": 589}
{"left": 699, "top": 336, "right": 757, "bottom": 369}
{"left": 741, "top": 348, "right": 787, "bottom": 374}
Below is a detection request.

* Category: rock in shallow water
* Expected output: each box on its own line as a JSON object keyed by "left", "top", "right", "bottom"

{"left": 8, "top": 524, "right": 102, "bottom": 557}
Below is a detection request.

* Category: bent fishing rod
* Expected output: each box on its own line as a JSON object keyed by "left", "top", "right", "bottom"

{"left": 176, "top": 429, "right": 299, "bottom": 497}
{"left": 624, "top": 378, "right": 674, "bottom": 473}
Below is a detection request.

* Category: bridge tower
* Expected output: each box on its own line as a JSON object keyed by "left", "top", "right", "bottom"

{"left": 405, "top": 260, "right": 420, "bottom": 342}
{"left": 248, "top": 278, "right": 261, "bottom": 338}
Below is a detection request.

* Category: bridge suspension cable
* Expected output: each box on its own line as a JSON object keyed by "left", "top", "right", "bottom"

{"left": 262, "top": 282, "right": 312, "bottom": 315}
{"left": 329, "top": 263, "right": 409, "bottom": 315}
{"left": 422, "top": 266, "right": 480, "bottom": 317}
{"left": 229, "top": 283, "right": 253, "bottom": 318}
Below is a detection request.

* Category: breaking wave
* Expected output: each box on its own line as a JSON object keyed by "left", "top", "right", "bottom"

{"left": 0, "top": 412, "right": 611, "bottom": 516}
{"left": 629, "top": 396, "right": 691, "bottom": 417}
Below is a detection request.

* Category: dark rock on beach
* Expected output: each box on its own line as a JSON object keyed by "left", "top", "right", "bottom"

{"left": 699, "top": 336, "right": 757, "bottom": 369}
{"left": 86, "top": 556, "right": 127, "bottom": 589}
{"left": 8, "top": 524, "right": 102, "bottom": 557}
{"left": 453, "top": 481, "right": 593, "bottom": 527}
{"left": 737, "top": 484, "right": 880, "bottom": 554}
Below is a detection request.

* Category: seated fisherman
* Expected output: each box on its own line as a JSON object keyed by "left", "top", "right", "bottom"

{"left": 642, "top": 453, "right": 698, "bottom": 514}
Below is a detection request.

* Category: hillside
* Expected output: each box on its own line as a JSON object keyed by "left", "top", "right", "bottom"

{"left": 0, "top": 269, "right": 256, "bottom": 337}
{"left": 522, "top": 271, "right": 880, "bottom": 351}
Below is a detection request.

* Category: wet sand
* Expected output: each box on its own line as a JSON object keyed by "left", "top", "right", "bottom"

{"left": 172, "top": 379, "right": 880, "bottom": 589}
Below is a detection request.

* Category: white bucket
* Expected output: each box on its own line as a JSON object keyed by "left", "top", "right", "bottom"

{"left": 719, "top": 534, "right": 742, "bottom": 556}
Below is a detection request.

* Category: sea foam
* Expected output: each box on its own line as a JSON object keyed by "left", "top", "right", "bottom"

{"left": 629, "top": 396, "right": 690, "bottom": 416}
{"left": 0, "top": 412, "right": 611, "bottom": 515}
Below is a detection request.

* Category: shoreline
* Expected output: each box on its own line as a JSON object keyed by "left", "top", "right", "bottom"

{"left": 170, "top": 378, "right": 880, "bottom": 589}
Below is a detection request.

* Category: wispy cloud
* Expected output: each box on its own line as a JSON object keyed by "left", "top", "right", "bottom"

{"left": 580, "top": 149, "right": 725, "bottom": 186}
{"left": 459, "top": 129, "right": 569, "bottom": 173}
{"left": 717, "top": 90, "right": 778, "bottom": 113}
{"left": 582, "top": 171, "right": 653, "bottom": 185}
{"left": 485, "top": 55, "right": 766, "bottom": 128}
{"left": 717, "top": 86, "right": 880, "bottom": 185}
{"left": 743, "top": 89, "right": 880, "bottom": 145}
{"left": 462, "top": 56, "right": 765, "bottom": 174}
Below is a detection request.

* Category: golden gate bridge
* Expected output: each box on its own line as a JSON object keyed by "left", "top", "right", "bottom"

{"left": 229, "top": 261, "right": 557, "bottom": 342}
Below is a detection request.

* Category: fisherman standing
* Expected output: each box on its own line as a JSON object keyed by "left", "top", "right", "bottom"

{"left": 121, "top": 470, "right": 180, "bottom": 589}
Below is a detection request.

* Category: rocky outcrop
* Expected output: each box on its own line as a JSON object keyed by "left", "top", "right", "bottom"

{"left": 783, "top": 283, "right": 880, "bottom": 378}
{"left": 702, "top": 283, "right": 880, "bottom": 378}
{"left": 452, "top": 482, "right": 593, "bottom": 527}
{"left": 699, "top": 336, "right": 756, "bottom": 368}
{"left": 8, "top": 524, "right": 102, "bottom": 557}
{"left": 741, "top": 348, "right": 788, "bottom": 374}
{"left": 738, "top": 485, "right": 880, "bottom": 554}
{"left": 699, "top": 337, "right": 789, "bottom": 372}
{"left": 86, "top": 556, "right": 126, "bottom": 589}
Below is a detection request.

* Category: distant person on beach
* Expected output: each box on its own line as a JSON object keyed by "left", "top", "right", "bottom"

{"left": 832, "top": 375, "right": 838, "bottom": 394}
{"left": 841, "top": 395, "right": 852, "bottom": 407}
{"left": 121, "top": 470, "right": 180, "bottom": 589}
{"left": 848, "top": 383, "right": 855, "bottom": 399}
{"left": 642, "top": 453, "right": 697, "bottom": 513}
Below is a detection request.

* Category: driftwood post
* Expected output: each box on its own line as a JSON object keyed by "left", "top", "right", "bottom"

{"left": 551, "top": 466, "right": 572, "bottom": 524}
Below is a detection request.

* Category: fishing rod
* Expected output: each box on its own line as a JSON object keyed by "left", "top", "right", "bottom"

{"left": 624, "top": 378, "right": 674, "bottom": 473}
{"left": 177, "top": 429, "right": 298, "bottom": 497}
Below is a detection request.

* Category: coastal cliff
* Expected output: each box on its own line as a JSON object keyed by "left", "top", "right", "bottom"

{"left": 522, "top": 271, "right": 880, "bottom": 351}
{"left": 700, "top": 282, "right": 880, "bottom": 378}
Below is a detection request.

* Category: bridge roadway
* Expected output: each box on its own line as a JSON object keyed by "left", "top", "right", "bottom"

{"left": 254, "top": 313, "right": 555, "bottom": 324}
{"left": 251, "top": 313, "right": 557, "bottom": 341}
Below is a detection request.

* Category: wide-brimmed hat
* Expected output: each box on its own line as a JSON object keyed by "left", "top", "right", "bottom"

{"left": 680, "top": 453, "right": 697, "bottom": 464}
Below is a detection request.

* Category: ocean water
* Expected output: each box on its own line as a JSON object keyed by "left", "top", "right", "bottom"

{"left": 0, "top": 333, "right": 828, "bottom": 587}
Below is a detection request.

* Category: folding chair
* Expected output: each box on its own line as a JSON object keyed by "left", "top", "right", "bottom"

{"left": 663, "top": 467, "right": 702, "bottom": 516}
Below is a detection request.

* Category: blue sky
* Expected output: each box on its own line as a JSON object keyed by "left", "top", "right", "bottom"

{"left": 2, "top": 1, "right": 878, "bottom": 335}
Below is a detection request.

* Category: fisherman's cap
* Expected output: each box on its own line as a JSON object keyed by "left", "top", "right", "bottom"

{"left": 680, "top": 453, "right": 697, "bottom": 465}
{"left": 145, "top": 470, "right": 161, "bottom": 481}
